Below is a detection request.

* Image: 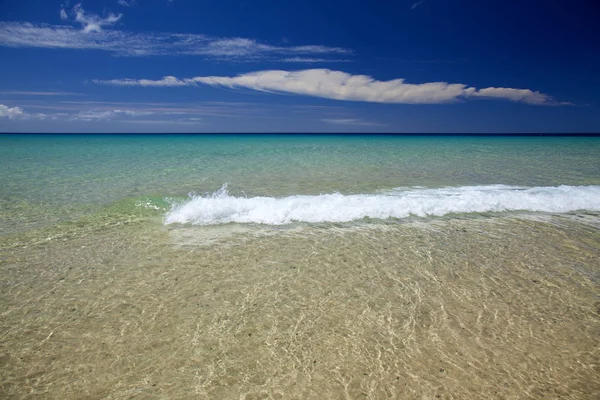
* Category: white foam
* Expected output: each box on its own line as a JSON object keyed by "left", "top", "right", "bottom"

{"left": 164, "top": 185, "right": 600, "bottom": 226}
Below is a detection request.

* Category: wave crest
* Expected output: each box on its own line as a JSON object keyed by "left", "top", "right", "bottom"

{"left": 164, "top": 185, "right": 600, "bottom": 226}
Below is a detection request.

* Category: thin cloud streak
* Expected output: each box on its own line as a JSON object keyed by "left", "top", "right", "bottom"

{"left": 1, "top": 101, "right": 287, "bottom": 123}
{"left": 0, "top": 22, "right": 351, "bottom": 60}
{"left": 121, "top": 119, "right": 204, "bottom": 126}
{"left": 322, "top": 118, "right": 385, "bottom": 126}
{"left": 411, "top": 1, "right": 427, "bottom": 10}
{"left": 73, "top": 109, "right": 153, "bottom": 121}
{"left": 94, "top": 69, "right": 561, "bottom": 105}
{"left": 0, "top": 91, "right": 81, "bottom": 96}
{"left": 117, "top": 0, "right": 137, "bottom": 7}
{"left": 280, "top": 57, "right": 352, "bottom": 63}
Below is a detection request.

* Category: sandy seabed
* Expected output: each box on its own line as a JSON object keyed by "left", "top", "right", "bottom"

{"left": 1, "top": 216, "right": 599, "bottom": 399}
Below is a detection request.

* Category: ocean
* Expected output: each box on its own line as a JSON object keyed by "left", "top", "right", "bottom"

{"left": 1, "top": 134, "right": 599, "bottom": 399}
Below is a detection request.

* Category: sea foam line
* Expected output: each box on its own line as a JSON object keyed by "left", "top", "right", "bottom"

{"left": 164, "top": 185, "right": 600, "bottom": 226}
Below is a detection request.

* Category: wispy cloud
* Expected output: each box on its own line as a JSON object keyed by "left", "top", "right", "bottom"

{"left": 0, "top": 103, "right": 163, "bottom": 122}
{"left": 121, "top": 118, "right": 204, "bottom": 126}
{"left": 0, "top": 91, "right": 81, "bottom": 96}
{"left": 280, "top": 57, "right": 351, "bottom": 63}
{"left": 2, "top": 100, "right": 290, "bottom": 123}
{"left": 0, "top": 21, "right": 351, "bottom": 60}
{"left": 96, "top": 76, "right": 189, "bottom": 87}
{"left": 60, "top": 4, "right": 123, "bottom": 33}
{"left": 322, "top": 118, "right": 385, "bottom": 126}
{"left": 94, "top": 69, "right": 561, "bottom": 105}
{"left": 411, "top": 1, "right": 427, "bottom": 10}
{"left": 470, "top": 87, "right": 570, "bottom": 105}
{"left": 73, "top": 109, "right": 153, "bottom": 121}
{"left": 117, "top": 0, "right": 137, "bottom": 7}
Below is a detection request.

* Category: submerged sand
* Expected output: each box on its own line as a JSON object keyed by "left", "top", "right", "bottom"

{"left": 1, "top": 216, "right": 599, "bottom": 399}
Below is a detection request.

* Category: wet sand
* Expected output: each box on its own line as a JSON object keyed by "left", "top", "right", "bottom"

{"left": 1, "top": 216, "right": 599, "bottom": 399}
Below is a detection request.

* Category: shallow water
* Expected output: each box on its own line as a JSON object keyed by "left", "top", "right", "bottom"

{"left": 2, "top": 134, "right": 600, "bottom": 233}
{"left": 1, "top": 134, "right": 599, "bottom": 399}
{"left": 2, "top": 216, "right": 599, "bottom": 399}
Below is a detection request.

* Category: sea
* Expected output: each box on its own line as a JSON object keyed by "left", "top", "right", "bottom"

{"left": 1, "top": 134, "right": 599, "bottom": 399}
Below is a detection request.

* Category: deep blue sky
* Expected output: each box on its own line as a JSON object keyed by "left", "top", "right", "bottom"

{"left": 0, "top": 0, "right": 599, "bottom": 133}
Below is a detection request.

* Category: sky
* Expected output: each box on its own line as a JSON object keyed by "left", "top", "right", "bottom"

{"left": 0, "top": 0, "right": 599, "bottom": 133}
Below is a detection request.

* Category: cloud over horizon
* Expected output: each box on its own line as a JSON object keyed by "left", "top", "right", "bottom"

{"left": 94, "top": 69, "right": 559, "bottom": 105}
{"left": 73, "top": 109, "right": 153, "bottom": 121}
{"left": 0, "top": 100, "right": 289, "bottom": 125}
{"left": 322, "top": 118, "right": 385, "bottom": 126}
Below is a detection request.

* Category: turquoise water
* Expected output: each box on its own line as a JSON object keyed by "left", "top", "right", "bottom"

{"left": 1, "top": 134, "right": 599, "bottom": 233}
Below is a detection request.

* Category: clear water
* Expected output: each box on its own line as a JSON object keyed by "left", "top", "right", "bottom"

{"left": 1, "top": 134, "right": 599, "bottom": 399}
{"left": 1, "top": 134, "right": 599, "bottom": 233}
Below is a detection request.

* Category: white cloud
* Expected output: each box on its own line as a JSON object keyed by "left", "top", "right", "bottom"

{"left": 71, "top": 4, "right": 122, "bottom": 33}
{"left": 191, "top": 70, "right": 470, "bottom": 103}
{"left": 0, "top": 22, "right": 350, "bottom": 60}
{"left": 0, "top": 104, "right": 46, "bottom": 119}
{"left": 96, "top": 76, "right": 190, "bottom": 87}
{"left": 60, "top": 8, "right": 68, "bottom": 20}
{"left": 470, "top": 87, "right": 553, "bottom": 105}
{"left": 94, "top": 69, "right": 561, "bottom": 105}
{"left": 0, "top": 104, "right": 25, "bottom": 119}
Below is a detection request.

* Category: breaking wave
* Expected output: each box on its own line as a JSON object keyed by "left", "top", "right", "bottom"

{"left": 164, "top": 184, "right": 600, "bottom": 226}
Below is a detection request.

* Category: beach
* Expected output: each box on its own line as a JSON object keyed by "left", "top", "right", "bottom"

{"left": 1, "top": 134, "right": 599, "bottom": 399}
